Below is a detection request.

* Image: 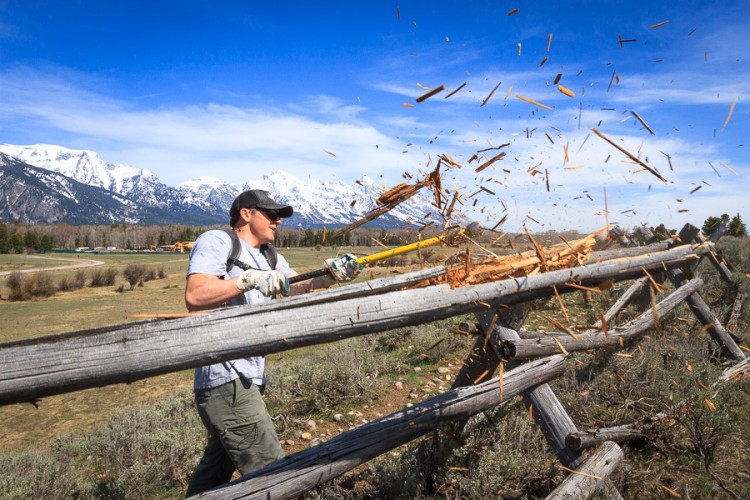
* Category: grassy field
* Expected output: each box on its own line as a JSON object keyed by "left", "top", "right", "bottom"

{"left": 0, "top": 238, "right": 748, "bottom": 499}
{"left": 0, "top": 245, "right": 448, "bottom": 452}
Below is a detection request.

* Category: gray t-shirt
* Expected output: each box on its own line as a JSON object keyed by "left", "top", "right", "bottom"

{"left": 186, "top": 229, "right": 292, "bottom": 390}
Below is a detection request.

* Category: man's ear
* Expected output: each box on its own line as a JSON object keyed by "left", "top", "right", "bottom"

{"left": 240, "top": 207, "right": 253, "bottom": 222}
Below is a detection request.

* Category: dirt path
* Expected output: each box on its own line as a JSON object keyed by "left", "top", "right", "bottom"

{"left": 0, "top": 255, "right": 104, "bottom": 276}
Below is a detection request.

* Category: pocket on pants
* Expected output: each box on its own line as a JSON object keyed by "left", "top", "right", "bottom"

{"left": 220, "top": 419, "right": 259, "bottom": 453}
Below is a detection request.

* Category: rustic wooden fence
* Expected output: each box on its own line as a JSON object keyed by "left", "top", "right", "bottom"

{"left": 0, "top": 223, "right": 746, "bottom": 499}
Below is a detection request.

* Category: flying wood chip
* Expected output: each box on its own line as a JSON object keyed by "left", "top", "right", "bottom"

{"left": 515, "top": 93, "right": 553, "bottom": 110}
{"left": 591, "top": 128, "right": 667, "bottom": 182}
{"left": 558, "top": 85, "right": 575, "bottom": 97}
{"left": 631, "top": 110, "right": 655, "bottom": 135}
{"left": 444, "top": 82, "right": 467, "bottom": 99}
{"left": 650, "top": 20, "right": 669, "bottom": 28}
{"left": 721, "top": 102, "right": 736, "bottom": 131}
{"left": 324, "top": 150, "right": 337, "bottom": 157}
{"left": 721, "top": 162, "right": 737, "bottom": 175}
{"left": 481, "top": 81, "right": 502, "bottom": 107}
{"left": 416, "top": 84, "right": 446, "bottom": 103}
{"left": 475, "top": 152, "right": 506, "bottom": 172}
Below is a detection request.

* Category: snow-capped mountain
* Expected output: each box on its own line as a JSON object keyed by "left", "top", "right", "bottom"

{"left": 0, "top": 144, "right": 435, "bottom": 227}
{"left": 0, "top": 153, "right": 187, "bottom": 225}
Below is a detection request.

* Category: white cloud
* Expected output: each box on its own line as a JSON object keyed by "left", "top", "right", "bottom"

{"left": 0, "top": 67, "right": 418, "bottom": 185}
{"left": 1, "top": 62, "right": 747, "bottom": 232}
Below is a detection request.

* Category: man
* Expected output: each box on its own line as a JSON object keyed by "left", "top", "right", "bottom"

{"left": 184, "top": 189, "right": 362, "bottom": 496}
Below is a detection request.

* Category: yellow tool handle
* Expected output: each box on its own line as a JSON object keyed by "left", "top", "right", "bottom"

{"left": 355, "top": 235, "right": 447, "bottom": 265}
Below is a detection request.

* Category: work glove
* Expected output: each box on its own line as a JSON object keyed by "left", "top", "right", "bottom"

{"left": 323, "top": 253, "right": 364, "bottom": 284}
{"left": 237, "top": 269, "right": 289, "bottom": 298}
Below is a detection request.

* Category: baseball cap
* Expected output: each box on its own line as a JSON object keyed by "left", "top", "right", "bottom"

{"left": 229, "top": 190, "right": 293, "bottom": 226}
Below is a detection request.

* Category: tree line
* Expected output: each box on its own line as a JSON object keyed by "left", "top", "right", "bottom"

{"left": 0, "top": 222, "right": 453, "bottom": 253}
{"left": 1, "top": 213, "right": 745, "bottom": 255}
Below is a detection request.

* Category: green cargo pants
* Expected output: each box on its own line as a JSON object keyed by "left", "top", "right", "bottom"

{"left": 185, "top": 377, "right": 285, "bottom": 497}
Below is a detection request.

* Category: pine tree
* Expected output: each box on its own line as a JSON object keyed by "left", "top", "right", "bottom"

{"left": 728, "top": 213, "right": 747, "bottom": 237}
{"left": 702, "top": 214, "right": 731, "bottom": 237}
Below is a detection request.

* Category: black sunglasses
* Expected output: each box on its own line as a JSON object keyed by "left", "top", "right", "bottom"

{"left": 256, "top": 208, "right": 281, "bottom": 221}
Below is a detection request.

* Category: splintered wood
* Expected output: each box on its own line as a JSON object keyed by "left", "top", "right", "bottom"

{"left": 431, "top": 231, "right": 598, "bottom": 288}
{"left": 329, "top": 166, "right": 443, "bottom": 240}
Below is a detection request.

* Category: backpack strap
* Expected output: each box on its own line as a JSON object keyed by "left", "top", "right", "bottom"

{"left": 223, "top": 229, "right": 278, "bottom": 273}
{"left": 262, "top": 242, "right": 278, "bottom": 270}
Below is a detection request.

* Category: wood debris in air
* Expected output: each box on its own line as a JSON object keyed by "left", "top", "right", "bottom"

{"left": 475, "top": 152, "right": 506, "bottom": 173}
{"left": 515, "top": 93, "right": 554, "bottom": 110}
{"left": 416, "top": 84, "right": 446, "bottom": 103}
{"left": 591, "top": 128, "right": 667, "bottom": 183}
{"left": 481, "top": 81, "right": 502, "bottom": 107}
{"left": 631, "top": 111, "right": 655, "bottom": 135}
{"left": 329, "top": 165, "right": 442, "bottom": 240}
{"left": 444, "top": 82, "right": 467, "bottom": 99}
{"left": 558, "top": 85, "right": 575, "bottom": 97}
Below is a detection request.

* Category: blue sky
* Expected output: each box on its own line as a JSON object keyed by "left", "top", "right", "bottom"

{"left": 0, "top": 1, "right": 748, "bottom": 232}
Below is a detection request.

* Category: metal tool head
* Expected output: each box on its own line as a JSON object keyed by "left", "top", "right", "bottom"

{"left": 463, "top": 221, "right": 484, "bottom": 238}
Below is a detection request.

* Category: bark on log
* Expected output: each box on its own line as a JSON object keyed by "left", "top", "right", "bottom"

{"left": 194, "top": 355, "right": 566, "bottom": 499}
{"left": 545, "top": 441, "right": 624, "bottom": 500}
{"left": 500, "top": 279, "right": 703, "bottom": 360}
{"left": 0, "top": 242, "right": 706, "bottom": 406}
{"left": 565, "top": 426, "right": 645, "bottom": 451}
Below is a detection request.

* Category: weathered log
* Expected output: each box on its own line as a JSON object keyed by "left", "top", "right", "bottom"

{"left": 588, "top": 240, "right": 670, "bottom": 263}
{"left": 545, "top": 441, "right": 624, "bottom": 500}
{"left": 565, "top": 426, "right": 645, "bottom": 451}
{"left": 447, "top": 305, "right": 533, "bottom": 442}
{"left": 666, "top": 225, "right": 745, "bottom": 361}
{"left": 0, "top": 242, "right": 706, "bottom": 406}
{"left": 668, "top": 269, "right": 745, "bottom": 361}
{"left": 451, "top": 306, "right": 531, "bottom": 391}
{"left": 485, "top": 309, "right": 582, "bottom": 467}
{"left": 700, "top": 249, "right": 734, "bottom": 284}
{"left": 456, "top": 321, "right": 566, "bottom": 339}
{"left": 726, "top": 291, "right": 747, "bottom": 334}
{"left": 717, "top": 356, "right": 750, "bottom": 384}
{"left": 593, "top": 277, "right": 647, "bottom": 329}
{"left": 195, "top": 355, "right": 566, "bottom": 499}
{"left": 500, "top": 279, "right": 703, "bottom": 360}
{"left": 565, "top": 408, "right": 672, "bottom": 452}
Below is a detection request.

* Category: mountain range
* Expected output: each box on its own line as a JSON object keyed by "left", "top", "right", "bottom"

{"left": 0, "top": 144, "right": 434, "bottom": 227}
